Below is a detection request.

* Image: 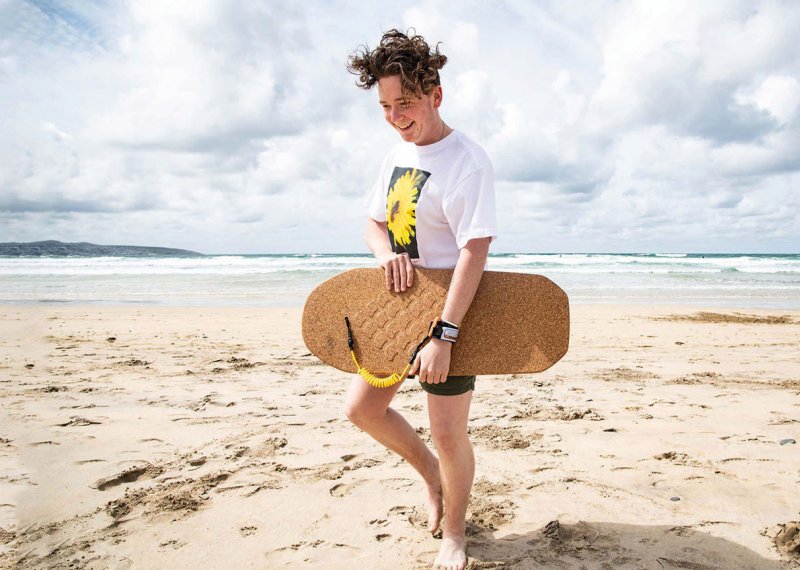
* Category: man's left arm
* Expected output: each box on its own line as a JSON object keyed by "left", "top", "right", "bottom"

{"left": 412, "top": 236, "right": 491, "bottom": 384}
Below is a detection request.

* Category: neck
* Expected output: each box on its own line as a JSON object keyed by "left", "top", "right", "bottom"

{"left": 436, "top": 120, "right": 450, "bottom": 143}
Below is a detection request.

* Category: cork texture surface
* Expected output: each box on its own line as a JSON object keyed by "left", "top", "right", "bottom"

{"left": 302, "top": 268, "right": 570, "bottom": 376}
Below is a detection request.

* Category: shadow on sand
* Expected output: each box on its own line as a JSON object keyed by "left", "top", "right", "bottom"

{"left": 461, "top": 519, "right": 795, "bottom": 569}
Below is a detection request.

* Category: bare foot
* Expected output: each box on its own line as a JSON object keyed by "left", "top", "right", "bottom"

{"left": 432, "top": 534, "right": 467, "bottom": 570}
{"left": 426, "top": 482, "right": 443, "bottom": 535}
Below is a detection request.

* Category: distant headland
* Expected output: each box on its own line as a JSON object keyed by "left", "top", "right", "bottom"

{"left": 0, "top": 240, "right": 205, "bottom": 257}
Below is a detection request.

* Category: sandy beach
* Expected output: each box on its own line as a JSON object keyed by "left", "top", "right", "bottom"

{"left": 1, "top": 304, "right": 798, "bottom": 569}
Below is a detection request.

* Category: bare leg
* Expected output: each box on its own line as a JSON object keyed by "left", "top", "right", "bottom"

{"left": 344, "top": 377, "right": 443, "bottom": 533}
{"left": 428, "top": 390, "right": 474, "bottom": 570}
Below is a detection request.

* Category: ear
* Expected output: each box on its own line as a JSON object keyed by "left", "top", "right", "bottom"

{"left": 432, "top": 86, "right": 443, "bottom": 109}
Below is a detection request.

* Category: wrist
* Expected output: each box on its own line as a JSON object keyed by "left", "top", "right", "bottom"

{"left": 375, "top": 251, "right": 395, "bottom": 265}
{"left": 430, "top": 318, "right": 459, "bottom": 344}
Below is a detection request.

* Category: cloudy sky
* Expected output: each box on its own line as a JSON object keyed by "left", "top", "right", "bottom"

{"left": 1, "top": 0, "right": 799, "bottom": 254}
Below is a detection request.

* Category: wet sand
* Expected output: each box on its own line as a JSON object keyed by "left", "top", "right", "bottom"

{"left": 1, "top": 305, "right": 798, "bottom": 569}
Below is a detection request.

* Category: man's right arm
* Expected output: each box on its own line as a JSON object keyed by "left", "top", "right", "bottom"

{"left": 365, "top": 218, "right": 414, "bottom": 292}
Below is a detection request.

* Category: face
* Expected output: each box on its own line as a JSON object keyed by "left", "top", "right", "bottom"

{"left": 377, "top": 75, "right": 443, "bottom": 146}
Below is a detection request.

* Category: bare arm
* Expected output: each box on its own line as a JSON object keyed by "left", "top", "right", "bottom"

{"left": 365, "top": 218, "right": 414, "bottom": 292}
{"left": 412, "top": 236, "right": 491, "bottom": 383}
{"left": 441, "top": 237, "right": 491, "bottom": 326}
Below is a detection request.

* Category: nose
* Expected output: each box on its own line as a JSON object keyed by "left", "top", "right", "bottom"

{"left": 389, "top": 106, "right": 403, "bottom": 123}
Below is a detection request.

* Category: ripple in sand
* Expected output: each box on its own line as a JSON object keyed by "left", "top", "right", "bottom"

{"left": 594, "top": 367, "right": 658, "bottom": 382}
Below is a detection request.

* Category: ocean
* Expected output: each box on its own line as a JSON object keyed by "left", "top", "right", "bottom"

{"left": 1, "top": 253, "right": 799, "bottom": 309}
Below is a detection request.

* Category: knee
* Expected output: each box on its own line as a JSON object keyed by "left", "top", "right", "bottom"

{"left": 343, "top": 399, "right": 385, "bottom": 428}
{"left": 430, "top": 425, "right": 470, "bottom": 456}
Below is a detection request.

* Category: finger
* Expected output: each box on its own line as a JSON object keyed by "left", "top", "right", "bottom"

{"left": 410, "top": 355, "right": 420, "bottom": 376}
{"left": 399, "top": 253, "right": 412, "bottom": 288}
{"left": 384, "top": 261, "right": 392, "bottom": 290}
{"left": 420, "top": 362, "right": 431, "bottom": 383}
{"left": 391, "top": 261, "right": 401, "bottom": 293}
{"left": 405, "top": 256, "right": 414, "bottom": 288}
{"left": 398, "top": 258, "right": 407, "bottom": 291}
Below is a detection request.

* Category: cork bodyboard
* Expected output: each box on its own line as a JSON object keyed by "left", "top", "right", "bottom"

{"left": 302, "top": 268, "right": 569, "bottom": 376}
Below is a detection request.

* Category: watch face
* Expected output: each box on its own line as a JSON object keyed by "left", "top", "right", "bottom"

{"left": 433, "top": 322, "right": 458, "bottom": 343}
{"left": 441, "top": 327, "right": 458, "bottom": 342}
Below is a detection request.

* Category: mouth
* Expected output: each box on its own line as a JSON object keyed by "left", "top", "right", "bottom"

{"left": 395, "top": 121, "right": 415, "bottom": 133}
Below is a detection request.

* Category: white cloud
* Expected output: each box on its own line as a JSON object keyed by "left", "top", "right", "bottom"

{"left": 736, "top": 75, "right": 800, "bottom": 125}
{"left": 1, "top": 0, "right": 799, "bottom": 253}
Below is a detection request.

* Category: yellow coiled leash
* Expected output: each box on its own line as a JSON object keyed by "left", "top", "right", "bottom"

{"left": 345, "top": 317, "right": 432, "bottom": 388}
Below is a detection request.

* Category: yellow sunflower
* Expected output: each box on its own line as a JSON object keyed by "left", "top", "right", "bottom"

{"left": 386, "top": 169, "right": 423, "bottom": 248}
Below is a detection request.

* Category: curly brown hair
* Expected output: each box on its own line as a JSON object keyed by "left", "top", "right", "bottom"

{"left": 347, "top": 29, "right": 448, "bottom": 96}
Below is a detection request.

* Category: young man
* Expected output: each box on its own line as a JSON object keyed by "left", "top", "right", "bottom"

{"left": 345, "top": 29, "right": 496, "bottom": 570}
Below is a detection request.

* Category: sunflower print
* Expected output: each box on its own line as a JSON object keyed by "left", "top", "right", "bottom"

{"left": 386, "top": 169, "right": 423, "bottom": 247}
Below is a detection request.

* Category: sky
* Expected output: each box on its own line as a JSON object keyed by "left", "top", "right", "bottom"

{"left": 1, "top": 0, "right": 799, "bottom": 254}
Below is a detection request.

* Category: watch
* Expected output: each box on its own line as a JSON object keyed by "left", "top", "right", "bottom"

{"left": 431, "top": 319, "right": 459, "bottom": 343}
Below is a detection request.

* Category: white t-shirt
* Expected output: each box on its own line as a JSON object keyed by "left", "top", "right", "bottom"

{"left": 366, "top": 130, "right": 497, "bottom": 269}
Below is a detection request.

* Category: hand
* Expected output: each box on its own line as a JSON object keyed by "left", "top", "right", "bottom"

{"left": 411, "top": 338, "right": 452, "bottom": 384}
{"left": 377, "top": 252, "right": 414, "bottom": 292}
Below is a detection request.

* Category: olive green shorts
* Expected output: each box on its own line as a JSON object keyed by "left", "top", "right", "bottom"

{"left": 418, "top": 375, "right": 476, "bottom": 396}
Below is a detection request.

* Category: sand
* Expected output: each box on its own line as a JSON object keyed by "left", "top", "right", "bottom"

{"left": 0, "top": 304, "right": 798, "bottom": 569}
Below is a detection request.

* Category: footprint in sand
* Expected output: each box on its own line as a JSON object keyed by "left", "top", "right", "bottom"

{"left": 380, "top": 478, "right": 415, "bottom": 491}
{"left": 91, "top": 463, "right": 164, "bottom": 490}
{"left": 388, "top": 505, "right": 428, "bottom": 530}
{"left": 473, "top": 478, "right": 514, "bottom": 495}
{"left": 106, "top": 472, "right": 230, "bottom": 519}
{"left": 343, "top": 457, "right": 383, "bottom": 472}
{"left": 56, "top": 416, "right": 101, "bottom": 427}
{"left": 329, "top": 483, "right": 357, "bottom": 497}
{"left": 469, "top": 424, "right": 535, "bottom": 450}
{"left": 466, "top": 496, "right": 516, "bottom": 534}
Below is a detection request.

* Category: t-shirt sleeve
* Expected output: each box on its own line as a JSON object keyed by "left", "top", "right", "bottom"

{"left": 442, "top": 167, "right": 498, "bottom": 249}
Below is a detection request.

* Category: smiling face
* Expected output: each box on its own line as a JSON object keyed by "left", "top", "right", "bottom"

{"left": 377, "top": 75, "right": 444, "bottom": 146}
